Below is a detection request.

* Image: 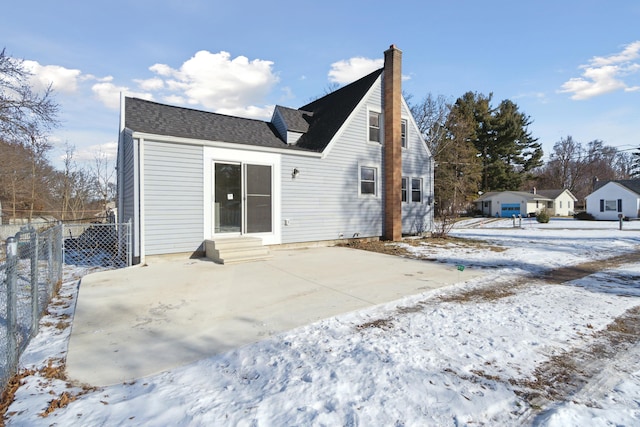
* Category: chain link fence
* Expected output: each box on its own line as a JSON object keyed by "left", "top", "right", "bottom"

{"left": 1, "top": 220, "right": 131, "bottom": 392}
{"left": 0, "top": 224, "right": 63, "bottom": 390}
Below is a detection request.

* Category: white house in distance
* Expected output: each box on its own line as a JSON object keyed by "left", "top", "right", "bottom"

{"left": 474, "top": 189, "right": 577, "bottom": 218}
{"left": 117, "top": 45, "right": 434, "bottom": 265}
{"left": 585, "top": 179, "right": 640, "bottom": 220}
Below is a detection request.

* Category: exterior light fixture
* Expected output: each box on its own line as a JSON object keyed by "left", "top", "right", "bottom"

{"left": 292, "top": 168, "right": 300, "bottom": 178}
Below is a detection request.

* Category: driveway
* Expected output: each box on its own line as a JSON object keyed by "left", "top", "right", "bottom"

{"left": 66, "top": 246, "right": 482, "bottom": 386}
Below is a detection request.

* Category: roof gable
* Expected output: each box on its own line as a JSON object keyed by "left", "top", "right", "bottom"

{"left": 592, "top": 179, "right": 640, "bottom": 197}
{"left": 295, "top": 68, "right": 383, "bottom": 151}
{"left": 273, "top": 105, "right": 312, "bottom": 134}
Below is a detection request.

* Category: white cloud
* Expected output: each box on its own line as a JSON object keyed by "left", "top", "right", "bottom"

{"left": 92, "top": 77, "right": 154, "bottom": 109}
{"left": 591, "top": 41, "right": 640, "bottom": 67}
{"left": 75, "top": 141, "right": 118, "bottom": 162}
{"left": 328, "top": 57, "right": 383, "bottom": 84}
{"left": 23, "top": 60, "right": 82, "bottom": 94}
{"left": 146, "top": 50, "right": 279, "bottom": 116}
{"left": 559, "top": 41, "right": 640, "bottom": 100}
{"left": 135, "top": 77, "right": 164, "bottom": 91}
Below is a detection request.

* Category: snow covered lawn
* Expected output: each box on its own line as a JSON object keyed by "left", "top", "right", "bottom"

{"left": 4, "top": 218, "right": 640, "bottom": 426}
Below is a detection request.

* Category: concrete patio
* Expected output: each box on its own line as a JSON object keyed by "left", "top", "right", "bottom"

{"left": 65, "top": 246, "right": 482, "bottom": 386}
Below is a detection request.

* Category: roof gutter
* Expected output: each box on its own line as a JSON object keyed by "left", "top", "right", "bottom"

{"left": 129, "top": 131, "right": 323, "bottom": 158}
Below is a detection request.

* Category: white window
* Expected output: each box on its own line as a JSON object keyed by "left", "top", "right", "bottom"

{"left": 401, "top": 119, "right": 407, "bottom": 148}
{"left": 369, "top": 111, "right": 381, "bottom": 142}
{"left": 411, "top": 178, "right": 422, "bottom": 202}
{"left": 559, "top": 201, "right": 563, "bottom": 209}
{"left": 401, "top": 177, "right": 409, "bottom": 202}
{"left": 605, "top": 200, "right": 617, "bottom": 211}
{"left": 360, "top": 166, "right": 377, "bottom": 196}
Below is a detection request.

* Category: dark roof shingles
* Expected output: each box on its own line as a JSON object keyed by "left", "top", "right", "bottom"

{"left": 125, "top": 98, "right": 289, "bottom": 149}
{"left": 125, "top": 67, "right": 383, "bottom": 153}
{"left": 296, "top": 68, "right": 383, "bottom": 151}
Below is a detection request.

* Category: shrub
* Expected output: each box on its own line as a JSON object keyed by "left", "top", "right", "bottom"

{"left": 536, "top": 209, "right": 550, "bottom": 223}
{"left": 573, "top": 211, "right": 595, "bottom": 221}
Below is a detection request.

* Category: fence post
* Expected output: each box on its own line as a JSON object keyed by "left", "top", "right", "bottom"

{"left": 47, "top": 232, "right": 53, "bottom": 293}
{"left": 127, "top": 219, "right": 132, "bottom": 266}
{"left": 57, "top": 223, "right": 63, "bottom": 284}
{"left": 30, "top": 229, "right": 39, "bottom": 337}
{"left": 5, "top": 236, "right": 19, "bottom": 375}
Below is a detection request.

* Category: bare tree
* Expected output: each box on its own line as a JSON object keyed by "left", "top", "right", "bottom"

{"left": 409, "top": 93, "right": 450, "bottom": 155}
{"left": 536, "top": 136, "right": 633, "bottom": 201}
{"left": 1, "top": 48, "right": 59, "bottom": 221}
{"left": 537, "top": 136, "right": 588, "bottom": 192}
{"left": 91, "top": 148, "right": 116, "bottom": 217}
{"left": 0, "top": 48, "right": 59, "bottom": 144}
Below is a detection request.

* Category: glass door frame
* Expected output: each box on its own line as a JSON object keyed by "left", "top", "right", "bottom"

{"left": 212, "top": 161, "right": 274, "bottom": 237}
{"left": 213, "top": 161, "right": 242, "bottom": 237}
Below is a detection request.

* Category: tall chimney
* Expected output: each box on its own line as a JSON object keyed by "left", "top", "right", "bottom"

{"left": 383, "top": 44, "right": 402, "bottom": 241}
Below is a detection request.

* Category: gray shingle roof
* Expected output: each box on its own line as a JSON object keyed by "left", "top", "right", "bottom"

{"left": 296, "top": 68, "right": 383, "bottom": 151}
{"left": 124, "top": 67, "right": 383, "bottom": 153}
{"left": 474, "top": 191, "right": 552, "bottom": 202}
{"left": 536, "top": 189, "right": 576, "bottom": 200}
{"left": 594, "top": 179, "right": 640, "bottom": 195}
{"left": 125, "top": 98, "right": 291, "bottom": 150}
{"left": 274, "top": 105, "right": 312, "bottom": 133}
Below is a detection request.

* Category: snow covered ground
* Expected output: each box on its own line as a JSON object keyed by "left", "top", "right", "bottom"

{"left": 4, "top": 218, "right": 640, "bottom": 426}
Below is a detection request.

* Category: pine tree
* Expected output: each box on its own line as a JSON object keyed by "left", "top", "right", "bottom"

{"left": 450, "top": 92, "right": 542, "bottom": 192}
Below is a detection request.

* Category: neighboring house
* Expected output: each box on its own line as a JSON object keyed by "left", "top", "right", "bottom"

{"left": 117, "top": 45, "right": 434, "bottom": 264}
{"left": 535, "top": 189, "right": 578, "bottom": 216}
{"left": 474, "top": 188, "right": 577, "bottom": 217}
{"left": 585, "top": 179, "right": 640, "bottom": 220}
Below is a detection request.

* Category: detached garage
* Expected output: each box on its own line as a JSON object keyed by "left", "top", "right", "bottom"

{"left": 585, "top": 179, "right": 640, "bottom": 220}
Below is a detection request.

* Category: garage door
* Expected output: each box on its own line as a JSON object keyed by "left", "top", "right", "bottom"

{"left": 501, "top": 203, "right": 521, "bottom": 217}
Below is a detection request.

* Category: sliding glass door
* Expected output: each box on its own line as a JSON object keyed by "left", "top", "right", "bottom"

{"left": 214, "top": 162, "right": 272, "bottom": 235}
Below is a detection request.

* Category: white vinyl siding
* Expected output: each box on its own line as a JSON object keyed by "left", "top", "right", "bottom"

{"left": 280, "top": 79, "right": 434, "bottom": 243}
{"left": 400, "top": 99, "right": 433, "bottom": 234}
{"left": 586, "top": 182, "right": 640, "bottom": 220}
{"left": 281, "top": 83, "right": 384, "bottom": 243}
{"left": 143, "top": 141, "right": 204, "bottom": 255}
{"left": 117, "top": 131, "right": 140, "bottom": 260}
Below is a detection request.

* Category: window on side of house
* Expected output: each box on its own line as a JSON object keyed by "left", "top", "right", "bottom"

{"left": 360, "top": 166, "right": 377, "bottom": 196}
{"left": 401, "top": 119, "right": 407, "bottom": 148}
{"left": 411, "top": 178, "right": 422, "bottom": 202}
{"left": 559, "top": 201, "right": 563, "bottom": 209}
{"left": 401, "top": 177, "right": 409, "bottom": 202}
{"left": 604, "top": 200, "right": 617, "bottom": 211}
{"left": 369, "top": 111, "right": 381, "bottom": 143}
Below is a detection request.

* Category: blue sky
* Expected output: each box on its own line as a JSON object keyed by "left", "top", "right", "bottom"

{"left": 2, "top": 0, "right": 639, "bottom": 168}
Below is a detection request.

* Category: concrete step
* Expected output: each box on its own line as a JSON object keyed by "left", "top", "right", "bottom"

{"left": 205, "top": 237, "right": 271, "bottom": 264}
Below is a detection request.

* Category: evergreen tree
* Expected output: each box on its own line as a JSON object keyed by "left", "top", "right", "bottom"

{"left": 436, "top": 105, "right": 483, "bottom": 215}
{"left": 451, "top": 92, "right": 542, "bottom": 192}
